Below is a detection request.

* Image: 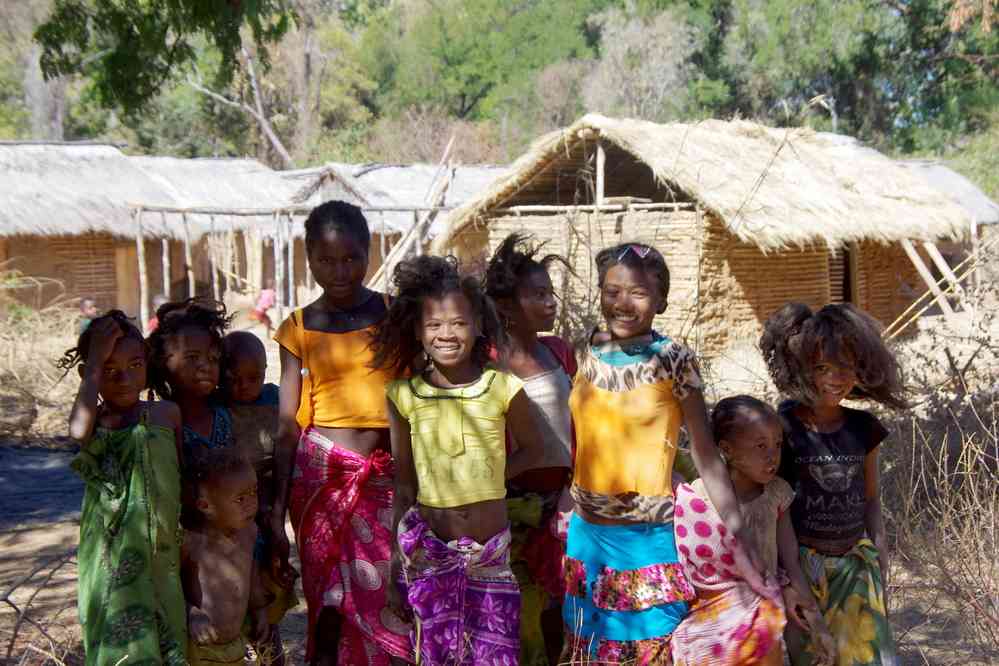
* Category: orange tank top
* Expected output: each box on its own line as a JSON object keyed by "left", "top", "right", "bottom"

{"left": 274, "top": 306, "right": 397, "bottom": 429}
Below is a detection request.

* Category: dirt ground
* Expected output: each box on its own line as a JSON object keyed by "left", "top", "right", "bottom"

{"left": 1, "top": 320, "right": 996, "bottom": 665}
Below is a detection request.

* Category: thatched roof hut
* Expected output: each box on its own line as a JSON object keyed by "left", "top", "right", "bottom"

{"left": 0, "top": 143, "right": 506, "bottom": 328}
{"left": 433, "top": 114, "right": 973, "bottom": 355}
{"left": 0, "top": 143, "right": 304, "bottom": 239}
{"left": 283, "top": 162, "right": 508, "bottom": 235}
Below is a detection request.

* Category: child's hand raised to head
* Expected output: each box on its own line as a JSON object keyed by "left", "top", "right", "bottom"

{"left": 188, "top": 606, "right": 218, "bottom": 645}
{"left": 83, "top": 317, "right": 124, "bottom": 371}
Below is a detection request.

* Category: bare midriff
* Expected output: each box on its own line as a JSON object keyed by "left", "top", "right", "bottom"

{"left": 311, "top": 425, "right": 390, "bottom": 457}
{"left": 418, "top": 498, "right": 509, "bottom": 545}
{"left": 574, "top": 506, "right": 647, "bottom": 527}
{"left": 798, "top": 534, "right": 859, "bottom": 556}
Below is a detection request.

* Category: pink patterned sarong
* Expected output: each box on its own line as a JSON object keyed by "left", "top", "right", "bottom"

{"left": 671, "top": 481, "right": 787, "bottom": 665}
{"left": 289, "top": 428, "right": 412, "bottom": 664}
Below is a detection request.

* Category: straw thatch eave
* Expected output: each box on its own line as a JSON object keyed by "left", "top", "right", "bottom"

{"left": 0, "top": 144, "right": 306, "bottom": 240}
{"left": 432, "top": 114, "right": 971, "bottom": 253}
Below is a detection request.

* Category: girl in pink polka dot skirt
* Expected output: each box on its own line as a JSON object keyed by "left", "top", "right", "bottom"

{"left": 672, "top": 396, "right": 835, "bottom": 666}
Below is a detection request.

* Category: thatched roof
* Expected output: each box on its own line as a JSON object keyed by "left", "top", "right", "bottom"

{"left": 433, "top": 114, "right": 971, "bottom": 252}
{"left": 282, "top": 162, "right": 508, "bottom": 235}
{"left": 0, "top": 143, "right": 303, "bottom": 239}
{"left": 897, "top": 159, "right": 999, "bottom": 226}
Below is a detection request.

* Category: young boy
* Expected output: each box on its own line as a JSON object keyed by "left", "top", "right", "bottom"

{"left": 224, "top": 330, "right": 297, "bottom": 664}
{"left": 223, "top": 331, "right": 279, "bottom": 406}
{"left": 76, "top": 297, "right": 98, "bottom": 335}
{"left": 182, "top": 451, "right": 270, "bottom": 665}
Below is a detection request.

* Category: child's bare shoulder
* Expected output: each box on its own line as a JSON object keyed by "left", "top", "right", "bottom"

{"left": 145, "top": 400, "right": 181, "bottom": 430}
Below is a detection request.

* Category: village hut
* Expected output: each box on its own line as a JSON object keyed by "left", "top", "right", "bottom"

{"left": 431, "top": 114, "right": 973, "bottom": 357}
{"left": 0, "top": 142, "right": 505, "bottom": 330}
{"left": 0, "top": 142, "right": 308, "bottom": 323}
{"left": 281, "top": 161, "right": 507, "bottom": 279}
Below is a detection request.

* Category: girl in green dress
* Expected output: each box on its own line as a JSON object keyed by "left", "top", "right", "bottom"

{"left": 60, "top": 311, "right": 187, "bottom": 666}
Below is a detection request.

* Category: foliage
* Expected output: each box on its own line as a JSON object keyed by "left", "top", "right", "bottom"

{"left": 34, "top": 0, "right": 295, "bottom": 115}
{"left": 383, "top": 0, "right": 598, "bottom": 119}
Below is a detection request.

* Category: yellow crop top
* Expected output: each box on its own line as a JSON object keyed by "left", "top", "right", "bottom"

{"left": 569, "top": 332, "right": 701, "bottom": 521}
{"left": 386, "top": 369, "right": 524, "bottom": 509}
{"left": 274, "top": 309, "right": 398, "bottom": 429}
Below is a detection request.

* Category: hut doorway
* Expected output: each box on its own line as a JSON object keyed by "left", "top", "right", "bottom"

{"left": 829, "top": 244, "right": 857, "bottom": 304}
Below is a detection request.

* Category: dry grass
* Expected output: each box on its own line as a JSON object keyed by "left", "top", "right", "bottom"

{"left": 0, "top": 267, "right": 80, "bottom": 443}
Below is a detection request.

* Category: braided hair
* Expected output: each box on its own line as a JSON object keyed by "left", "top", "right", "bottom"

{"left": 57, "top": 310, "right": 144, "bottom": 376}
{"left": 146, "top": 299, "right": 232, "bottom": 400}
{"left": 304, "top": 200, "right": 371, "bottom": 252}
{"left": 711, "top": 395, "right": 780, "bottom": 444}
{"left": 369, "top": 255, "right": 503, "bottom": 376}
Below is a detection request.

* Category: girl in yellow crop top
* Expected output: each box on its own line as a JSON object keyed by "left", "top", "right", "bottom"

{"left": 270, "top": 202, "right": 411, "bottom": 666}
{"left": 563, "top": 243, "right": 778, "bottom": 664}
{"left": 370, "top": 255, "right": 543, "bottom": 666}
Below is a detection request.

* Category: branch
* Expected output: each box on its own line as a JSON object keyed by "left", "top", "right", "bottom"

{"left": 186, "top": 67, "right": 295, "bottom": 168}
{"left": 240, "top": 46, "right": 295, "bottom": 169}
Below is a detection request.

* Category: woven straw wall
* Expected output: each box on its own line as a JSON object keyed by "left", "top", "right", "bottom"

{"left": 855, "top": 240, "right": 922, "bottom": 328}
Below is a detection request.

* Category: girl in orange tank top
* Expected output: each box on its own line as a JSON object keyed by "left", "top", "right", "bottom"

{"left": 270, "top": 201, "right": 411, "bottom": 666}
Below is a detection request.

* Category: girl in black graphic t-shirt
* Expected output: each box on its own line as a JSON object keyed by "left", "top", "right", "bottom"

{"left": 760, "top": 303, "right": 906, "bottom": 666}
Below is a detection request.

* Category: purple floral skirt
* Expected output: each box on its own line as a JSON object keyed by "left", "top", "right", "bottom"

{"left": 398, "top": 507, "right": 520, "bottom": 666}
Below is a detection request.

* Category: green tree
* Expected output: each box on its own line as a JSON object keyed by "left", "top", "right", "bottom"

{"left": 384, "top": 0, "right": 598, "bottom": 119}
{"left": 34, "top": 0, "right": 295, "bottom": 115}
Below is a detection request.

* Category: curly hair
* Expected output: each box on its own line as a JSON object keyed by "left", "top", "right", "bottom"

{"left": 304, "top": 200, "right": 370, "bottom": 252}
{"left": 711, "top": 395, "right": 779, "bottom": 443}
{"left": 759, "top": 302, "right": 907, "bottom": 409}
{"left": 369, "top": 255, "right": 503, "bottom": 376}
{"left": 146, "top": 299, "right": 232, "bottom": 400}
{"left": 57, "top": 310, "right": 145, "bottom": 375}
{"left": 595, "top": 242, "right": 670, "bottom": 312}
{"left": 484, "top": 232, "right": 569, "bottom": 307}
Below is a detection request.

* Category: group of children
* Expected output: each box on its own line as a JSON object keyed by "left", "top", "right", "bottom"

{"left": 65, "top": 200, "right": 904, "bottom": 665}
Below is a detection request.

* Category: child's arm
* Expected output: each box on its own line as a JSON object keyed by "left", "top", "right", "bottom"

{"left": 681, "top": 388, "right": 775, "bottom": 600}
{"left": 387, "top": 399, "right": 416, "bottom": 616}
{"left": 863, "top": 447, "right": 889, "bottom": 605}
{"left": 150, "top": 400, "right": 184, "bottom": 467}
{"left": 67, "top": 318, "right": 122, "bottom": 442}
{"left": 777, "top": 510, "right": 820, "bottom": 627}
{"left": 778, "top": 511, "right": 836, "bottom": 664}
{"left": 181, "top": 537, "right": 217, "bottom": 645}
{"left": 248, "top": 544, "right": 272, "bottom": 643}
{"left": 504, "top": 391, "right": 544, "bottom": 479}
{"left": 268, "top": 347, "right": 302, "bottom": 583}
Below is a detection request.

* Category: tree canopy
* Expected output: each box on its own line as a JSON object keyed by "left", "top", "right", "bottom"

{"left": 0, "top": 0, "right": 992, "bottom": 189}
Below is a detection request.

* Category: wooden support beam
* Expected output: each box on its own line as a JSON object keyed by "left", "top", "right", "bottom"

{"left": 272, "top": 214, "right": 284, "bottom": 324}
{"left": 379, "top": 212, "right": 387, "bottom": 261}
{"left": 209, "top": 216, "right": 220, "bottom": 303}
{"left": 286, "top": 215, "right": 295, "bottom": 309}
{"left": 922, "top": 241, "right": 970, "bottom": 313}
{"left": 595, "top": 140, "right": 606, "bottom": 206}
{"left": 900, "top": 238, "right": 956, "bottom": 324}
{"left": 160, "top": 238, "right": 170, "bottom": 299}
{"left": 135, "top": 210, "right": 149, "bottom": 333}
{"left": 182, "top": 213, "right": 195, "bottom": 299}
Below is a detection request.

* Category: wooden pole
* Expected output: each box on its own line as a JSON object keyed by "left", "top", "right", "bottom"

{"left": 923, "top": 241, "right": 970, "bottom": 313}
{"left": 595, "top": 140, "right": 606, "bottom": 206}
{"left": 228, "top": 221, "right": 238, "bottom": 292}
{"left": 900, "top": 238, "right": 956, "bottom": 324}
{"left": 413, "top": 210, "right": 422, "bottom": 256}
{"left": 380, "top": 212, "right": 387, "bottom": 261}
{"left": 209, "top": 216, "right": 220, "bottom": 303}
{"left": 160, "top": 238, "right": 170, "bottom": 299}
{"left": 182, "top": 213, "right": 195, "bottom": 299}
{"left": 286, "top": 214, "right": 296, "bottom": 309}
{"left": 135, "top": 210, "right": 150, "bottom": 333}
{"left": 272, "top": 213, "right": 284, "bottom": 324}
